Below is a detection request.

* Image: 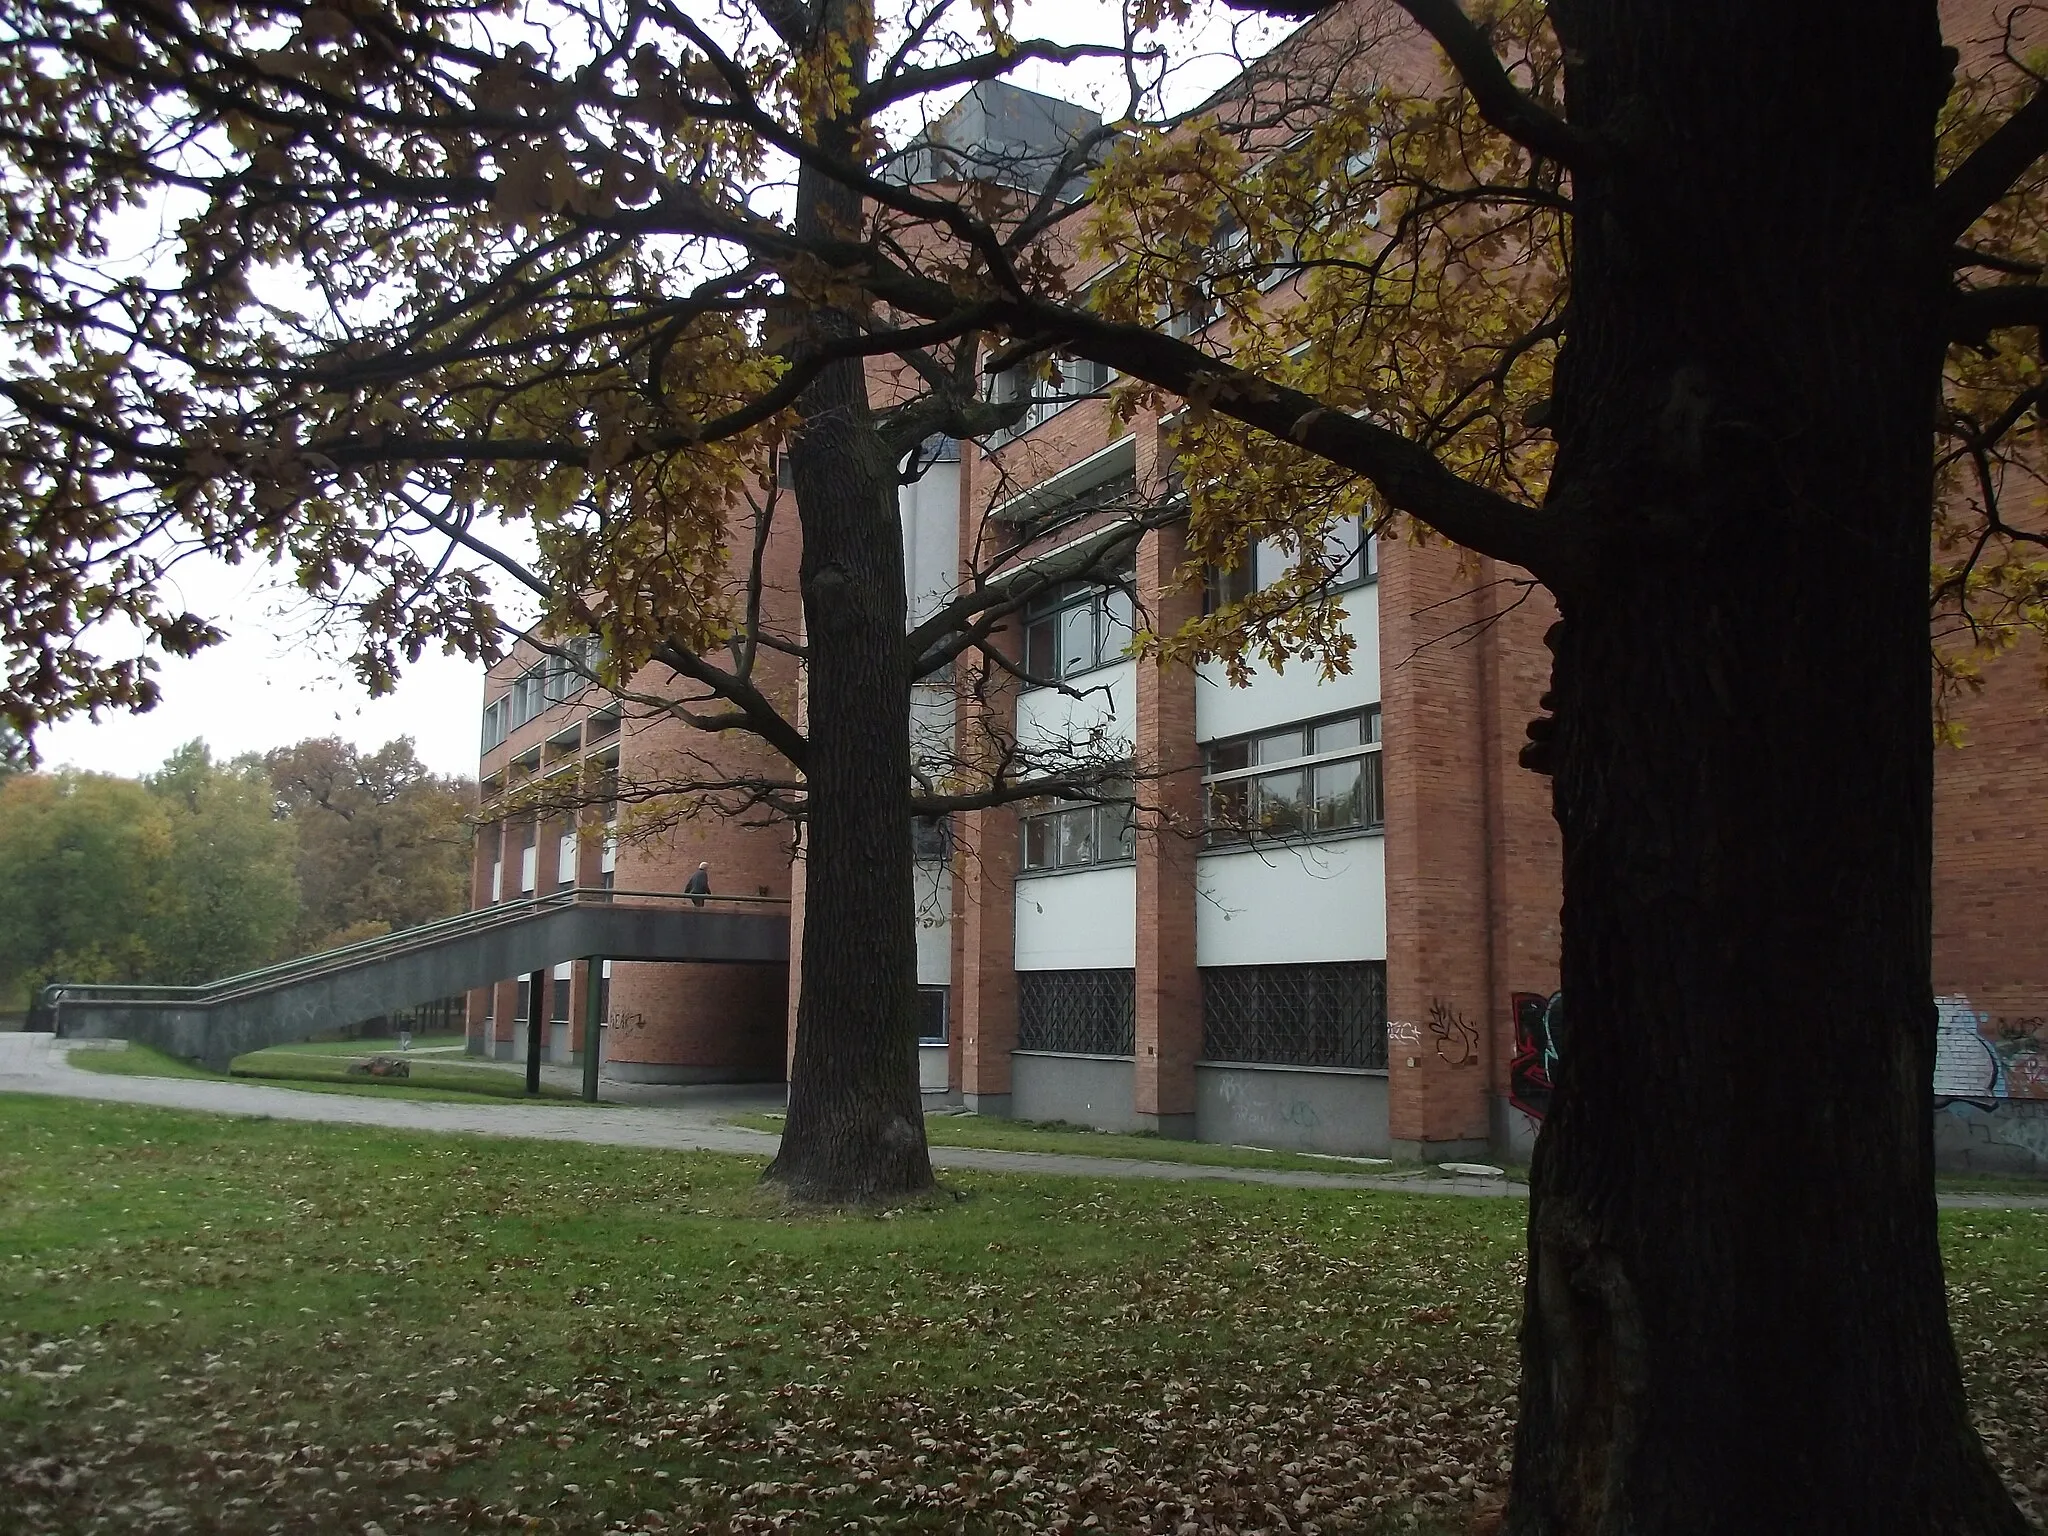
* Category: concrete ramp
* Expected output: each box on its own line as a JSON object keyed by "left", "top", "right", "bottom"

{"left": 43, "top": 890, "right": 788, "bottom": 1070}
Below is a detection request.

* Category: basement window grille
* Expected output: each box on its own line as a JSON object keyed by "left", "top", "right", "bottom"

{"left": 1201, "top": 961, "right": 1388, "bottom": 1070}
{"left": 1016, "top": 969, "right": 1136, "bottom": 1056}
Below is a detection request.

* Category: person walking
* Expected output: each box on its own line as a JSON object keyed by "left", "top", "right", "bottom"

{"left": 683, "top": 861, "right": 711, "bottom": 907}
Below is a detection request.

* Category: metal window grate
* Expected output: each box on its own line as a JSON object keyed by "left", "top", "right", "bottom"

{"left": 1017, "top": 969, "right": 1136, "bottom": 1055}
{"left": 1201, "top": 962, "right": 1388, "bottom": 1069}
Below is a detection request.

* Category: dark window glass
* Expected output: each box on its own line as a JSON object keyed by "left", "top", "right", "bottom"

{"left": 1024, "top": 816, "right": 1056, "bottom": 870}
{"left": 917, "top": 987, "right": 949, "bottom": 1044}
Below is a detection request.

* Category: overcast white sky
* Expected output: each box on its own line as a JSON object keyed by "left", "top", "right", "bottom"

{"left": 36, "top": 556, "right": 491, "bottom": 780}
{"left": 30, "top": 1, "right": 1288, "bottom": 785}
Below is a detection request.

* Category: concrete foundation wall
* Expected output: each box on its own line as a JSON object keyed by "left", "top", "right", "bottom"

{"left": 1933, "top": 1098, "right": 2048, "bottom": 1176}
{"left": 603, "top": 1058, "right": 782, "bottom": 1085}
{"left": 1010, "top": 1051, "right": 1139, "bottom": 1131}
{"left": 1493, "top": 1094, "right": 2048, "bottom": 1179}
{"left": 1195, "top": 1062, "right": 1390, "bottom": 1157}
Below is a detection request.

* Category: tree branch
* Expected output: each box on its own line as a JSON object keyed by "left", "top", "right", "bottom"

{"left": 1934, "top": 84, "right": 2048, "bottom": 246}
{"left": 1389, "top": 0, "right": 1597, "bottom": 171}
{"left": 1950, "top": 282, "right": 2048, "bottom": 344}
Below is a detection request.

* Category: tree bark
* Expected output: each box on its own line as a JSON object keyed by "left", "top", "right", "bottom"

{"left": 761, "top": 132, "right": 934, "bottom": 1203}
{"left": 1509, "top": 4, "right": 2027, "bottom": 1530}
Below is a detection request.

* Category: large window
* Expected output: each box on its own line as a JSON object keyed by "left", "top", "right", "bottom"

{"left": 1204, "top": 707, "right": 1382, "bottom": 848}
{"left": 986, "top": 354, "right": 1112, "bottom": 443}
{"left": 484, "top": 637, "right": 606, "bottom": 744}
{"left": 1021, "top": 796, "right": 1136, "bottom": 874}
{"left": 1023, "top": 563, "right": 1136, "bottom": 683}
{"left": 1205, "top": 514, "right": 1376, "bottom": 612}
{"left": 1017, "top": 969, "right": 1136, "bottom": 1055}
{"left": 1202, "top": 961, "right": 1388, "bottom": 1070}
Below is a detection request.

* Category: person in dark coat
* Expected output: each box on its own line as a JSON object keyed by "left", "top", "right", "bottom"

{"left": 683, "top": 861, "right": 711, "bottom": 907}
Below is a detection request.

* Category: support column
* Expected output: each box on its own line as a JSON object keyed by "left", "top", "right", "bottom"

{"left": 581, "top": 956, "right": 604, "bottom": 1102}
{"left": 1132, "top": 519, "right": 1203, "bottom": 1138}
{"left": 525, "top": 966, "right": 546, "bottom": 1095}
{"left": 1380, "top": 536, "right": 1495, "bottom": 1159}
{"left": 954, "top": 670, "right": 1021, "bottom": 1116}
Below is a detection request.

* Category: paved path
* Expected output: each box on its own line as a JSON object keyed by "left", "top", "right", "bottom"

{"left": 4, "top": 1035, "right": 2045, "bottom": 1209}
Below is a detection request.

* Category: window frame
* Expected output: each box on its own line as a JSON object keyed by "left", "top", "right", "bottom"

{"left": 1203, "top": 514, "right": 1378, "bottom": 616}
{"left": 1018, "top": 794, "right": 1138, "bottom": 876}
{"left": 984, "top": 353, "right": 1113, "bottom": 444}
{"left": 1021, "top": 557, "right": 1138, "bottom": 685}
{"left": 1202, "top": 706, "right": 1384, "bottom": 849}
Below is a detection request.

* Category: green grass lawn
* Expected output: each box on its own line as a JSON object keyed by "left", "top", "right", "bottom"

{"left": 0, "top": 1097, "right": 2042, "bottom": 1535}
{"left": 65, "top": 1041, "right": 588, "bottom": 1105}
{"left": 731, "top": 1109, "right": 1511, "bottom": 1180}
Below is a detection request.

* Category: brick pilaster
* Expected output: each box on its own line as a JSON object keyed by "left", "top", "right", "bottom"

{"left": 1380, "top": 537, "right": 1494, "bottom": 1157}
{"left": 1132, "top": 517, "right": 1203, "bottom": 1136}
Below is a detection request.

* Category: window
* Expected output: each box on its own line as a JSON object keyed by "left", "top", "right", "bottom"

{"left": 1017, "top": 969, "right": 1136, "bottom": 1055}
{"left": 1022, "top": 562, "right": 1137, "bottom": 683}
{"left": 481, "top": 696, "right": 509, "bottom": 753}
{"left": 912, "top": 814, "right": 951, "bottom": 863}
{"left": 1202, "top": 961, "right": 1388, "bottom": 1069}
{"left": 1204, "top": 514, "right": 1376, "bottom": 613}
{"left": 1020, "top": 796, "right": 1136, "bottom": 873}
{"left": 917, "top": 987, "right": 949, "bottom": 1045}
{"left": 986, "top": 354, "right": 1112, "bottom": 443}
{"left": 518, "top": 828, "right": 538, "bottom": 895}
{"left": 1204, "top": 707, "right": 1382, "bottom": 847}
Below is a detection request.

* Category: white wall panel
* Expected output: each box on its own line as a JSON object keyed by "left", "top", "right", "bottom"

{"left": 1014, "top": 864, "right": 1137, "bottom": 971}
{"left": 1196, "top": 584, "right": 1379, "bottom": 742}
{"left": 1195, "top": 836, "right": 1385, "bottom": 966}
{"left": 1016, "top": 660, "right": 1135, "bottom": 756}
{"left": 915, "top": 864, "right": 953, "bottom": 986}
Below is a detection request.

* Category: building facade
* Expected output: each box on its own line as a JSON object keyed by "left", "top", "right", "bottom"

{"left": 463, "top": 32, "right": 2048, "bottom": 1170}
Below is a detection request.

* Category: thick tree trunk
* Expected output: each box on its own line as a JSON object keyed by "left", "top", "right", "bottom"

{"left": 761, "top": 147, "right": 934, "bottom": 1203}
{"left": 1510, "top": 4, "right": 2028, "bottom": 1530}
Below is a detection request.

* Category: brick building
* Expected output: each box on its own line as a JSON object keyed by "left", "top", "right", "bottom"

{"left": 465, "top": 16, "right": 2048, "bottom": 1170}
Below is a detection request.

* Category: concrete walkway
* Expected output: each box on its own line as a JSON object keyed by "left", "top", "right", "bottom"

{"left": 4, "top": 1035, "right": 2045, "bottom": 1209}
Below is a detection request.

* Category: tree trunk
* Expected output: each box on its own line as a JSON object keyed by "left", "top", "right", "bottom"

{"left": 761, "top": 143, "right": 934, "bottom": 1203}
{"left": 1510, "top": 4, "right": 2028, "bottom": 1530}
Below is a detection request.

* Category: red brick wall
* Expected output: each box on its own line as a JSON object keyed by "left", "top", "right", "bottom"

{"left": 1132, "top": 516, "right": 1203, "bottom": 1129}
{"left": 1934, "top": 639, "right": 2048, "bottom": 1016}
{"left": 1379, "top": 534, "right": 1495, "bottom": 1151}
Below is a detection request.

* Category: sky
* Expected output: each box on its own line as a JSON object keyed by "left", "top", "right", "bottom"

{"left": 35, "top": 555, "right": 490, "bottom": 780}
{"left": 28, "top": 0, "right": 1289, "bottom": 785}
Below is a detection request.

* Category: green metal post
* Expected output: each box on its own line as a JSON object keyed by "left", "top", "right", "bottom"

{"left": 581, "top": 956, "right": 604, "bottom": 1103}
{"left": 525, "top": 967, "right": 546, "bottom": 1095}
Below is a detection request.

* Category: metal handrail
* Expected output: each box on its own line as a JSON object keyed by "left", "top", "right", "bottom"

{"left": 41, "top": 886, "right": 789, "bottom": 1010}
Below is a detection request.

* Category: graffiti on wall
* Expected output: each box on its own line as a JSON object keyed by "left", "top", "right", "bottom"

{"left": 1427, "top": 1000, "right": 1480, "bottom": 1067}
{"left": 1934, "top": 995, "right": 2048, "bottom": 1105}
{"left": 1509, "top": 990, "right": 1562, "bottom": 1121}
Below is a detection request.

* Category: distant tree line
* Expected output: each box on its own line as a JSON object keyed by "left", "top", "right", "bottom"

{"left": 0, "top": 738, "right": 473, "bottom": 1007}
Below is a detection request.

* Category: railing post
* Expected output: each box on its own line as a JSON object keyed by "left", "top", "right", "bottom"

{"left": 525, "top": 967, "right": 546, "bottom": 1095}
{"left": 582, "top": 956, "right": 604, "bottom": 1103}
